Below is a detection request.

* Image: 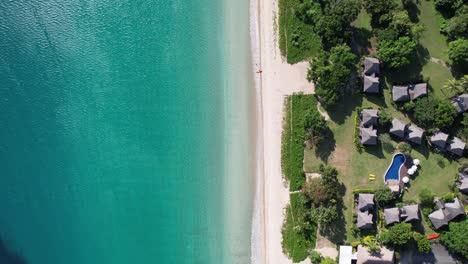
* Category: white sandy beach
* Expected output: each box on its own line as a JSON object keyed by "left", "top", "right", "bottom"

{"left": 254, "top": 0, "right": 314, "bottom": 263}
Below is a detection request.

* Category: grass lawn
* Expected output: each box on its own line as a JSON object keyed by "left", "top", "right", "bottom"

{"left": 352, "top": 7, "right": 372, "bottom": 31}
{"left": 303, "top": 91, "right": 461, "bottom": 242}
{"left": 422, "top": 61, "right": 456, "bottom": 99}
{"left": 417, "top": 0, "right": 450, "bottom": 62}
{"left": 278, "top": 0, "right": 322, "bottom": 63}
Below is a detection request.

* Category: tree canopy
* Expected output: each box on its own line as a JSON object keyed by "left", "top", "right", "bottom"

{"left": 448, "top": 39, "right": 468, "bottom": 66}
{"left": 440, "top": 220, "right": 468, "bottom": 259}
{"left": 435, "top": 100, "right": 457, "bottom": 128}
{"left": 375, "top": 186, "right": 394, "bottom": 207}
{"left": 419, "top": 188, "right": 435, "bottom": 208}
{"left": 384, "top": 223, "right": 413, "bottom": 246}
{"left": 377, "top": 37, "right": 417, "bottom": 69}
{"left": 414, "top": 232, "right": 431, "bottom": 253}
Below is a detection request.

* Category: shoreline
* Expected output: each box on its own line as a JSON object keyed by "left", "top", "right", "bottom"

{"left": 251, "top": 0, "right": 314, "bottom": 263}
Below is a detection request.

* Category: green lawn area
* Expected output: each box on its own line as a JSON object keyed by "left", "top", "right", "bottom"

{"left": 278, "top": 0, "right": 322, "bottom": 63}
{"left": 417, "top": 0, "right": 450, "bottom": 61}
{"left": 303, "top": 91, "right": 461, "bottom": 242}
{"left": 422, "top": 61, "right": 456, "bottom": 99}
{"left": 352, "top": 7, "right": 372, "bottom": 31}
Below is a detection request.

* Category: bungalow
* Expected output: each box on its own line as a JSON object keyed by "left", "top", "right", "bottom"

{"left": 392, "top": 85, "right": 410, "bottom": 102}
{"left": 389, "top": 118, "right": 407, "bottom": 138}
{"left": 402, "top": 204, "right": 420, "bottom": 222}
{"left": 358, "top": 193, "right": 375, "bottom": 211}
{"left": 356, "top": 245, "right": 394, "bottom": 264}
{"left": 363, "top": 57, "right": 380, "bottom": 76}
{"left": 451, "top": 93, "right": 468, "bottom": 114}
{"left": 459, "top": 168, "right": 468, "bottom": 194}
{"left": 430, "top": 132, "right": 449, "bottom": 149}
{"left": 357, "top": 211, "right": 374, "bottom": 229}
{"left": 383, "top": 207, "right": 400, "bottom": 225}
{"left": 428, "top": 198, "right": 465, "bottom": 229}
{"left": 360, "top": 127, "right": 378, "bottom": 145}
{"left": 363, "top": 75, "right": 380, "bottom": 94}
{"left": 446, "top": 136, "right": 466, "bottom": 156}
{"left": 406, "top": 124, "right": 424, "bottom": 145}
{"left": 408, "top": 83, "right": 428, "bottom": 100}
{"left": 360, "top": 109, "right": 379, "bottom": 127}
{"left": 392, "top": 83, "right": 428, "bottom": 102}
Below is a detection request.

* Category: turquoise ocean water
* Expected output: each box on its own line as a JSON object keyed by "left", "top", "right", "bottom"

{"left": 0, "top": 1, "right": 253, "bottom": 263}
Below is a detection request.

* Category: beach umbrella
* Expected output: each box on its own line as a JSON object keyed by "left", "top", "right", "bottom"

{"left": 403, "top": 176, "right": 410, "bottom": 183}
{"left": 411, "top": 165, "right": 418, "bottom": 171}
{"left": 413, "top": 159, "right": 420, "bottom": 166}
{"left": 408, "top": 168, "right": 415, "bottom": 175}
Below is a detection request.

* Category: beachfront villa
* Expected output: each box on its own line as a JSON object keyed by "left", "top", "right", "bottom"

{"left": 389, "top": 118, "right": 407, "bottom": 138}
{"left": 362, "top": 57, "right": 380, "bottom": 94}
{"left": 406, "top": 124, "right": 424, "bottom": 145}
{"left": 359, "top": 109, "right": 378, "bottom": 145}
{"left": 391, "top": 83, "right": 428, "bottom": 102}
{"left": 430, "top": 132, "right": 449, "bottom": 149}
{"left": 356, "top": 245, "right": 394, "bottom": 264}
{"left": 446, "top": 137, "right": 466, "bottom": 156}
{"left": 383, "top": 204, "right": 420, "bottom": 226}
{"left": 451, "top": 93, "right": 468, "bottom": 114}
{"left": 458, "top": 168, "right": 468, "bottom": 194}
{"left": 357, "top": 193, "right": 375, "bottom": 229}
{"left": 428, "top": 198, "right": 465, "bottom": 229}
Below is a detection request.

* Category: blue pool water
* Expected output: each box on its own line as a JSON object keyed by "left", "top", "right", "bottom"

{"left": 385, "top": 153, "right": 405, "bottom": 181}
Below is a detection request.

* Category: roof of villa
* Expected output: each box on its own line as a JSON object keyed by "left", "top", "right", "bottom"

{"left": 402, "top": 204, "right": 420, "bottom": 222}
{"left": 452, "top": 93, "right": 468, "bottom": 113}
{"left": 363, "top": 57, "right": 380, "bottom": 76}
{"left": 446, "top": 137, "right": 466, "bottom": 156}
{"left": 460, "top": 177, "right": 468, "bottom": 193}
{"left": 339, "top": 245, "right": 356, "bottom": 264}
{"left": 360, "top": 127, "right": 377, "bottom": 145}
{"left": 408, "top": 83, "right": 428, "bottom": 100}
{"left": 360, "top": 109, "right": 379, "bottom": 127}
{"left": 389, "top": 119, "right": 407, "bottom": 138}
{"left": 358, "top": 193, "right": 375, "bottom": 211}
{"left": 357, "top": 211, "right": 373, "bottom": 229}
{"left": 429, "top": 198, "right": 465, "bottom": 229}
{"left": 384, "top": 208, "right": 400, "bottom": 225}
{"left": 392, "top": 86, "right": 410, "bottom": 102}
{"left": 356, "top": 245, "right": 394, "bottom": 264}
{"left": 430, "top": 132, "right": 449, "bottom": 149}
{"left": 363, "top": 75, "right": 380, "bottom": 93}
{"left": 406, "top": 124, "right": 424, "bottom": 144}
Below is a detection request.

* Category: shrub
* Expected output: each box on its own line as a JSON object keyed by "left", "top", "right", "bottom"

{"left": 414, "top": 232, "right": 431, "bottom": 253}
{"left": 440, "top": 220, "right": 468, "bottom": 259}
{"left": 379, "top": 110, "right": 392, "bottom": 127}
{"left": 353, "top": 188, "right": 376, "bottom": 194}
{"left": 377, "top": 37, "right": 417, "bottom": 70}
{"left": 310, "top": 250, "right": 322, "bottom": 264}
{"left": 440, "top": 192, "right": 455, "bottom": 203}
{"left": 386, "top": 223, "right": 413, "bottom": 246}
{"left": 419, "top": 188, "right": 435, "bottom": 207}
{"left": 397, "top": 142, "right": 412, "bottom": 155}
{"left": 375, "top": 186, "right": 394, "bottom": 207}
{"left": 448, "top": 39, "right": 468, "bottom": 66}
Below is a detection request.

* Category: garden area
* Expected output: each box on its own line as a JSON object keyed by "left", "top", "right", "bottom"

{"left": 278, "top": 0, "right": 467, "bottom": 262}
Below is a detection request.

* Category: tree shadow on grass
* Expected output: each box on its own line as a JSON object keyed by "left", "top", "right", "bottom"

{"left": 0, "top": 239, "right": 27, "bottom": 264}
{"left": 351, "top": 27, "right": 373, "bottom": 55}
{"left": 364, "top": 144, "right": 385, "bottom": 159}
{"left": 326, "top": 93, "right": 363, "bottom": 125}
{"left": 315, "top": 127, "right": 336, "bottom": 163}
{"left": 365, "top": 93, "right": 388, "bottom": 108}
{"left": 319, "top": 183, "right": 347, "bottom": 244}
{"left": 405, "top": 0, "right": 421, "bottom": 23}
{"left": 386, "top": 45, "right": 430, "bottom": 84}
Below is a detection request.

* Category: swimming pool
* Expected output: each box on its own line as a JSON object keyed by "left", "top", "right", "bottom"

{"left": 384, "top": 153, "right": 406, "bottom": 182}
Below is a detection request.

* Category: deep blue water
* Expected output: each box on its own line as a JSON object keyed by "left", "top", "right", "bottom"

{"left": 385, "top": 154, "right": 405, "bottom": 181}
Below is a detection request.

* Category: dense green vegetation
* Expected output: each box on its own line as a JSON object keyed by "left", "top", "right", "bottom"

{"left": 281, "top": 193, "right": 317, "bottom": 262}
{"left": 377, "top": 37, "right": 416, "bottom": 69}
{"left": 405, "top": 96, "right": 458, "bottom": 131}
{"left": 440, "top": 220, "right": 468, "bottom": 259}
{"left": 374, "top": 186, "right": 394, "bottom": 207}
{"left": 282, "top": 94, "right": 327, "bottom": 191}
{"left": 278, "top": 0, "right": 322, "bottom": 63}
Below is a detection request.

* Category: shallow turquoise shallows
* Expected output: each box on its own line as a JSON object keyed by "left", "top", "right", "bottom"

{"left": 0, "top": 1, "right": 253, "bottom": 263}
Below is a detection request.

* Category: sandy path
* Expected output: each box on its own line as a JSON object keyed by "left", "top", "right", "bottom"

{"left": 257, "top": 0, "right": 314, "bottom": 263}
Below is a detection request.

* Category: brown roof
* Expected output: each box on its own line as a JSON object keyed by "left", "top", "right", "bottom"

{"left": 357, "top": 245, "right": 394, "bottom": 264}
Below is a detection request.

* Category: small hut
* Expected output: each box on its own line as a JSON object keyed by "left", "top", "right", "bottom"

{"left": 384, "top": 208, "right": 400, "bottom": 225}
{"left": 389, "top": 119, "right": 407, "bottom": 138}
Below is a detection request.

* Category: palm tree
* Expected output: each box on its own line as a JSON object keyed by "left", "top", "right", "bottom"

{"left": 443, "top": 78, "right": 461, "bottom": 96}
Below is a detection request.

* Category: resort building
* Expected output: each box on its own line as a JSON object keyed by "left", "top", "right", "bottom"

{"left": 392, "top": 83, "right": 428, "bottom": 102}
{"left": 339, "top": 245, "right": 357, "bottom": 264}
{"left": 383, "top": 207, "right": 400, "bottom": 226}
{"left": 389, "top": 118, "right": 407, "bottom": 138}
{"left": 360, "top": 109, "right": 379, "bottom": 127}
{"left": 401, "top": 204, "right": 420, "bottom": 223}
{"left": 428, "top": 198, "right": 465, "bottom": 229}
{"left": 356, "top": 245, "right": 394, "bottom": 264}
{"left": 406, "top": 124, "right": 424, "bottom": 145}
{"left": 408, "top": 83, "right": 428, "bottom": 100}
{"left": 360, "top": 127, "right": 377, "bottom": 145}
{"left": 446, "top": 136, "right": 466, "bottom": 157}
{"left": 451, "top": 93, "right": 468, "bottom": 113}
{"left": 430, "top": 132, "right": 449, "bottom": 149}
{"left": 357, "top": 193, "right": 375, "bottom": 229}
{"left": 392, "top": 85, "right": 410, "bottom": 102}
{"left": 362, "top": 57, "right": 380, "bottom": 94}
{"left": 458, "top": 168, "right": 468, "bottom": 194}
